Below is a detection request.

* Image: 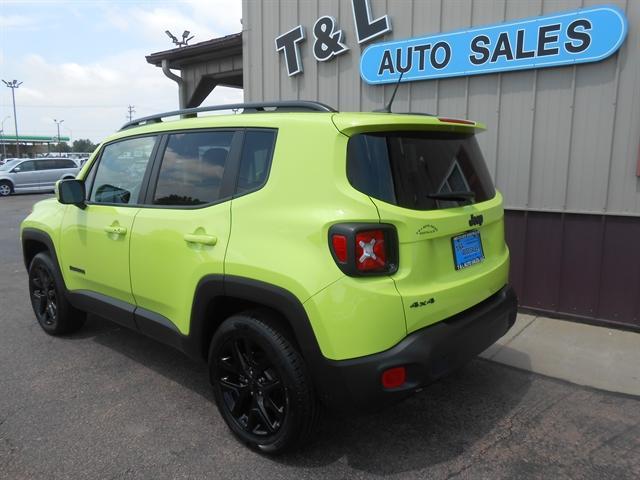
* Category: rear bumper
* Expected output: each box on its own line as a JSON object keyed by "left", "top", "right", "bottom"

{"left": 313, "top": 285, "right": 518, "bottom": 412}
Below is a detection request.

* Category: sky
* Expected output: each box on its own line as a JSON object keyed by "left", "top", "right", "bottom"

{"left": 0, "top": 0, "right": 244, "bottom": 143}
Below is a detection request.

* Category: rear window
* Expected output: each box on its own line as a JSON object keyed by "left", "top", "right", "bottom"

{"left": 347, "top": 131, "right": 495, "bottom": 210}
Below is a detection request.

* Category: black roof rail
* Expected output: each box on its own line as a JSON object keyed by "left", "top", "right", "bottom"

{"left": 120, "top": 101, "right": 337, "bottom": 130}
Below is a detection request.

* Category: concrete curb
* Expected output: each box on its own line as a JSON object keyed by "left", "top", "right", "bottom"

{"left": 480, "top": 313, "right": 640, "bottom": 397}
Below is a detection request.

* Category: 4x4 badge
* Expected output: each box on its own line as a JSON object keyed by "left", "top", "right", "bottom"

{"left": 410, "top": 298, "right": 435, "bottom": 309}
{"left": 469, "top": 214, "right": 484, "bottom": 227}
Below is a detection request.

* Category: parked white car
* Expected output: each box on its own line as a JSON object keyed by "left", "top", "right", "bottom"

{"left": 0, "top": 158, "right": 79, "bottom": 196}
{"left": 0, "top": 157, "right": 20, "bottom": 166}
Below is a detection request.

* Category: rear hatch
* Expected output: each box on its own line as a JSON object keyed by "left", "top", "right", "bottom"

{"left": 338, "top": 115, "right": 510, "bottom": 334}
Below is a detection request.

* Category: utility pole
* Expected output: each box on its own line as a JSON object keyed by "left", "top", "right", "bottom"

{"left": 54, "top": 119, "right": 64, "bottom": 154}
{"left": 127, "top": 105, "right": 135, "bottom": 122}
{"left": 2, "top": 80, "right": 22, "bottom": 157}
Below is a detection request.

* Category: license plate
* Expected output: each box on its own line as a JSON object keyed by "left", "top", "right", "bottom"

{"left": 452, "top": 230, "right": 484, "bottom": 270}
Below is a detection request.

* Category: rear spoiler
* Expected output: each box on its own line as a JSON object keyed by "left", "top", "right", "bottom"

{"left": 331, "top": 113, "right": 486, "bottom": 136}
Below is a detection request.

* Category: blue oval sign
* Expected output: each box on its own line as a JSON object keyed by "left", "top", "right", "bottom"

{"left": 360, "top": 5, "right": 627, "bottom": 85}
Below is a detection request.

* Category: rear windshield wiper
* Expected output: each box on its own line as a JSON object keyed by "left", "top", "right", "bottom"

{"left": 427, "top": 191, "right": 475, "bottom": 202}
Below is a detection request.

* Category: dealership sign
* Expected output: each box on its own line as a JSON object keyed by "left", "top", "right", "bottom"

{"left": 361, "top": 5, "right": 627, "bottom": 84}
{"left": 275, "top": 0, "right": 391, "bottom": 76}
{"left": 275, "top": 4, "right": 627, "bottom": 85}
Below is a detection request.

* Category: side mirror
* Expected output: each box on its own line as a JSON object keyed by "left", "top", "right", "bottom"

{"left": 56, "top": 179, "right": 86, "bottom": 209}
{"left": 11, "top": 167, "right": 20, "bottom": 173}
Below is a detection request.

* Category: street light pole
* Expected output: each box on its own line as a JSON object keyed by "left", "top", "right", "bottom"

{"left": 2, "top": 80, "right": 22, "bottom": 157}
{"left": 54, "top": 119, "right": 64, "bottom": 154}
{"left": 0, "top": 116, "right": 9, "bottom": 159}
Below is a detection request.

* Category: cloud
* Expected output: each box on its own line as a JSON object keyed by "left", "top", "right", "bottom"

{"left": 101, "top": 0, "right": 242, "bottom": 46}
{"left": 17, "top": 86, "right": 46, "bottom": 101}
{"left": 4, "top": 50, "right": 242, "bottom": 142}
{"left": 0, "top": 14, "right": 37, "bottom": 29}
{"left": 181, "top": 0, "right": 243, "bottom": 34}
{"left": 0, "top": 1, "right": 244, "bottom": 142}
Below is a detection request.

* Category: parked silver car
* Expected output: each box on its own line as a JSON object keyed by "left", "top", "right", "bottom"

{"left": 0, "top": 158, "right": 79, "bottom": 196}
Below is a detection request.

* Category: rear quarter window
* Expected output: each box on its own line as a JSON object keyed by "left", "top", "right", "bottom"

{"left": 236, "top": 129, "right": 277, "bottom": 196}
{"left": 347, "top": 131, "right": 495, "bottom": 211}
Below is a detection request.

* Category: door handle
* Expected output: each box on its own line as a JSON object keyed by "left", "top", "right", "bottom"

{"left": 183, "top": 233, "right": 217, "bottom": 246}
{"left": 104, "top": 225, "right": 127, "bottom": 235}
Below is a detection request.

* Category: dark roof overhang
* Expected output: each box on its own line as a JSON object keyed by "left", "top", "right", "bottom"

{"left": 145, "top": 32, "right": 242, "bottom": 69}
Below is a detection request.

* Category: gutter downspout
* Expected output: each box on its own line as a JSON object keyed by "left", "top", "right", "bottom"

{"left": 161, "top": 59, "right": 188, "bottom": 111}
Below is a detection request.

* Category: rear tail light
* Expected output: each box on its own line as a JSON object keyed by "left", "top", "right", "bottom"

{"left": 355, "top": 230, "right": 386, "bottom": 272}
{"left": 329, "top": 223, "right": 398, "bottom": 276}
{"left": 331, "top": 234, "right": 348, "bottom": 263}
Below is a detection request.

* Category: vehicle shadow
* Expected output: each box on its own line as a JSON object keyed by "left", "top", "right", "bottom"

{"left": 278, "top": 348, "right": 533, "bottom": 475}
{"left": 85, "top": 313, "right": 532, "bottom": 475}
{"left": 80, "top": 314, "right": 212, "bottom": 399}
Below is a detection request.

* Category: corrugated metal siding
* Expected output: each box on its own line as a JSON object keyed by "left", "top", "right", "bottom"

{"left": 505, "top": 210, "right": 640, "bottom": 330}
{"left": 243, "top": 0, "right": 640, "bottom": 216}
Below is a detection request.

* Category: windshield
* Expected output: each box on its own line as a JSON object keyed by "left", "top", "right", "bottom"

{"left": 0, "top": 160, "right": 21, "bottom": 171}
{"left": 347, "top": 131, "right": 495, "bottom": 211}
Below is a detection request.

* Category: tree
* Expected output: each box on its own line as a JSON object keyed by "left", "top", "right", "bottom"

{"left": 72, "top": 139, "right": 97, "bottom": 153}
{"left": 56, "top": 142, "right": 72, "bottom": 153}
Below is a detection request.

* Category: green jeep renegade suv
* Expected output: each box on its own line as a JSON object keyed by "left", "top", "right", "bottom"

{"left": 20, "top": 101, "right": 517, "bottom": 453}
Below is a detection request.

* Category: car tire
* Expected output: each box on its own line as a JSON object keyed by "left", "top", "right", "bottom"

{"left": 28, "top": 252, "right": 86, "bottom": 335}
{"left": 209, "top": 311, "right": 318, "bottom": 454}
{"left": 0, "top": 180, "right": 12, "bottom": 196}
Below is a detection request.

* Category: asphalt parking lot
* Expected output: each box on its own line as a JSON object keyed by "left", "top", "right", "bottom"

{"left": 1, "top": 193, "right": 639, "bottom": 480}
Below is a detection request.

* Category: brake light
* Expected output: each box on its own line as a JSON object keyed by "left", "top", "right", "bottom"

{"left": 331, "top": 234, "right": 348, "bottom": 263}
{"left": 381, "top": 366, "right": 406, "bottom": 389}
{"left": 438, "top": 117, "right": 476, "bottom": 126}
{"left": 328, "top": 223, "right": 398, "bottom": 276}
{"left": 355, "top": 230, "right": 386, "bottom": 271}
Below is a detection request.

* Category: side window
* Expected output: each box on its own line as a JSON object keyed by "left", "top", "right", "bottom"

{"left": 89, "top": 136, "right": 157, "bottom": 205}
{"left": 83, "top": 157, "right": 99, "bottom": 201}
{"left": 60, "top": 159, "right": 77, "bottom": 169}
{"left": 36, "top": 160, "right": 57, "bottom": 170}
{"left": 236, "top": 130, "right": 277, "bottom": 195}
{"left": 152, "top": 131, "right": 234, "bottom": 206}
{"left": 17, "top": 161, "right": 35, "bottom": 172}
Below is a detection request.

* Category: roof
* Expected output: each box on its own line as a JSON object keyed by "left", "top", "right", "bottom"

{"left": 146, "top": 33, "right": 242, "bottom": 69}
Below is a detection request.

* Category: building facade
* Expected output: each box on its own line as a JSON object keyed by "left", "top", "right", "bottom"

{"left": 149, "top": 0, "right": 640, "bottom": 330}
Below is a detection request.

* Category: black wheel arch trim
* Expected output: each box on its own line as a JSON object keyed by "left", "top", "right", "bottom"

{"left": 22, "top": 228, "right": 63, "bottom": 277}
{"left": 189, "top": 275, "right": 326, "bottom": 365}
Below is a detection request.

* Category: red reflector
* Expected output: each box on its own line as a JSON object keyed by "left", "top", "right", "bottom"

{"left": 355, "top": 230, "right": 386, "bottom": 271}
{"left": 381, "top": 366, "right": 406, "bottom": 389}
{"left": 331, "top": 234, "right": 348, "bottom": 263}
{"left": 438, "top": 117, "right": 476, "bottom": 126}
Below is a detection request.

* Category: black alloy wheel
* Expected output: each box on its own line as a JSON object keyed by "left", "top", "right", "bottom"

{"left": 28, "top": 252, "right": 86, "bottom": 335}
{"left": 30, "top": 264, "right": 58, "bottom": 328}
{"left": 216, "top": 336, "right": 287, "bottom": 436}
{"left": 209, "top": 312, "right": 318, "bottom": 454}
